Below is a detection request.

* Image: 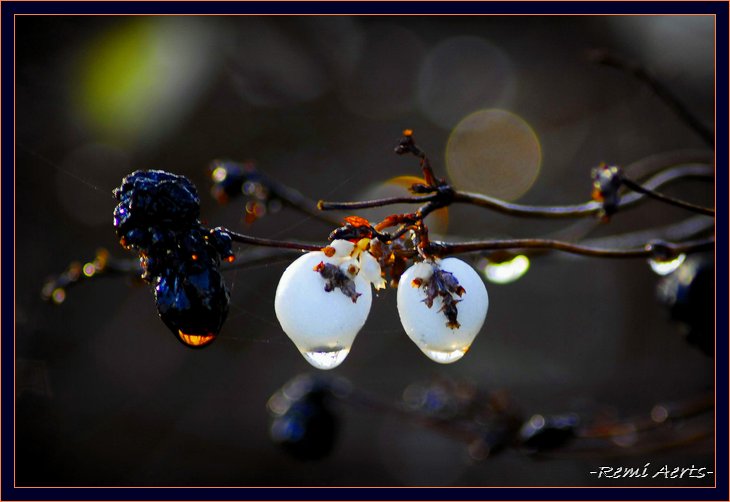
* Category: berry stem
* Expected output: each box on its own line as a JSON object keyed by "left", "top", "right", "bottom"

{"left": 227, "top": 230, "right": 323, "bottom": 252}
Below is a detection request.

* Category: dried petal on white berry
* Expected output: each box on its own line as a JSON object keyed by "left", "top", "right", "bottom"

{"left": 397, "top": 258, "right": 488, "bottom": 364}
{"left": 340, "top": 257, "right": 360, "bottom": 278}
{"left": 275, "top": 251, "right": 372, "bottom": 370}
{"left": 359, "top": 251, "right": 386, "bottom": 290}
{"left": 330, "top": 239, "right": 355, "bottom": 258}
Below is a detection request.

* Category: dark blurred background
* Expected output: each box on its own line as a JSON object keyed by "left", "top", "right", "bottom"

{"left": 15, "top": 15, "right": 714, "bottom": 486}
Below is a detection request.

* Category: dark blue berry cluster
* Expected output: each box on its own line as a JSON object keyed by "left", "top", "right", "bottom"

{"left": 113, "top": 170, "right": 234, "bottom": 348}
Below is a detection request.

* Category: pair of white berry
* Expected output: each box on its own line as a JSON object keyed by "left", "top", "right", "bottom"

{"left": 274, "top": 239, "right": 489, "bottom": 370}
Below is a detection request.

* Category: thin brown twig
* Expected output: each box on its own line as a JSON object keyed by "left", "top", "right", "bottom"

{"left": 588, "top": 49, "right": 714, "bottom": 147}
{"left": 622, "top": 176, "right": 714, "bottom": 216}
{"left": 428, "top": 235, "right": 714, "bottom": 259}
{"left": 319, "top": 164, "right": 714, "bottom": 219}
{"left": 227, "top": 230, "right": 323, "bottom": 252}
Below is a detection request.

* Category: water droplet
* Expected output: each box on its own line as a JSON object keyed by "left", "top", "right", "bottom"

{"left": 648, "top": 253, "right": 686, "bottom": 276}
{"left": 421, "top": 347, "right": 469, "bottom": 364}
{"left": 177, "top": 331, "right": 216, "bottom": 348}
{"left": 301, "top": 347, "right": 350, "bottom": 370}
{"left": 481, "top": 255, "right": 530, "bottom": 284}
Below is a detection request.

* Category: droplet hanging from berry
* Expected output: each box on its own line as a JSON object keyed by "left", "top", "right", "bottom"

{"left": 656, "top": 255, "right": 713, "bottom": 356}
{"left": 648, "top": 253, "right": 686, "bottom": 276}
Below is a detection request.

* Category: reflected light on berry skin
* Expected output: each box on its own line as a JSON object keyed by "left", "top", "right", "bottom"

{"left": 176, "top": 330, "right": 216, "bottom": 348}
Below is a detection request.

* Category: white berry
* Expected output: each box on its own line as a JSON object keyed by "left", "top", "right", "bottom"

{"left": 359, "top": 249, "right": 387, "bottom": 290}
{"left": 329, "top": 239, "right": 355, "bottom": 258}
{"left": 275, "top": 250, "right": 372, "bottom": 370}
{"left": 397, "top": 257, "right": 488, "bottom": 363}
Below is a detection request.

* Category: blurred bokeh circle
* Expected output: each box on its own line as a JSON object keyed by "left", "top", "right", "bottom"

{"left": 446, "top": 109, "right": 542, "bottom": 200}
{"left": 418, "top": 36, "right": 515, "bottom": 129}
{"left": 338, "top": 23, "right": 425, "bottom": 120}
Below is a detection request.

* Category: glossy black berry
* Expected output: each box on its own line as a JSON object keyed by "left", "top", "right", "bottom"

{"left": 155, "top": 266, "right": 230, "bottom": 347}
{"left": 113, "top": 170, "right": 200, "bottom": 246}
{"left": 113, "top": 170, "right": 232, "bottom": 347}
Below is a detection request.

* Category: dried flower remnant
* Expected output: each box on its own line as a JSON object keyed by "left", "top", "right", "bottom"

{"left": 275, "top": 250, "right": 373, "bottom": 370}
{"left": 591, "top": 163, "right": 623, "bottom": 219}
{"left": 413, "top": 263, "right": 466, "bottom": 329}
{"left": 313, "top": 261, "right": 362, "bottom": 303}
{"left": 397, "top": 259, "right": 489, "bottom": 364}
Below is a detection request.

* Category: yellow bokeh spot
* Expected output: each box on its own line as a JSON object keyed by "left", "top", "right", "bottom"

{"left": 212, "top": 166, "right": 228, "bottom": 183}
{"left": 75, "top": 19, "right": 160, "bottom": 141}
{"left": 82, "top": 263, "right": 96, "bottom": 277}
{"left": 446, "top": 109, "right": 542, "bottom": 201}
{"left": 51, "top": 288, "right": 67, "bottom": 305}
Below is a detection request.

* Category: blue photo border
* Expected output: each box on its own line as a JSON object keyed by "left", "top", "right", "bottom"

{"left": 1, "top": 1, "right": 727, "bottom": 500}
